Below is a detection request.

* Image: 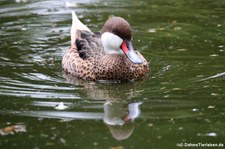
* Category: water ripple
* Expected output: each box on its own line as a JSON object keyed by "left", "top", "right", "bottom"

{"left": 197, "top": 71, "right": 225, "bottom": 82}
{"left": 0, "top": 76, "right": 80, "bottom": 99}
{"left": 1, "top": 110, "right": 104, "bottom": 120}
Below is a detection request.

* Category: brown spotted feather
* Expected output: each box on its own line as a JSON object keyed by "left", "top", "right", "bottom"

{"left": 62, "top": 43, "right": 148, "bottom": 81}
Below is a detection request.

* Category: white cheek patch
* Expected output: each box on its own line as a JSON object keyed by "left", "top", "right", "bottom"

{"left": 101, "top": 32, "right": 123, "bottom": 54}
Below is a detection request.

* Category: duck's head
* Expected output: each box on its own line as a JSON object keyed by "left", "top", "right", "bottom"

{"left": 101, "top": 17, "right": 143, "bottom": 64}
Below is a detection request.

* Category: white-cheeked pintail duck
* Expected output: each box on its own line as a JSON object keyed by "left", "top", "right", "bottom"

{"left": 62, "top": 12, "right": 149, "bottom": 81}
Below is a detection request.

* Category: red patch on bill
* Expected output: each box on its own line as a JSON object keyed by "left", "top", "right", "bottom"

{"left": 121, "top": 41, "right": 128, "bottom": 54}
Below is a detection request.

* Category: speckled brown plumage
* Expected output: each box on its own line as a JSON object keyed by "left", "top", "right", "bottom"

{"left": 62, "top": 15, "right": 149, "bottom": 82}
{"left": 62, "top": 44, "right": 149, "bottom": 81}
{"left": 94, "top": 53, "right": 148, "bottom": 81}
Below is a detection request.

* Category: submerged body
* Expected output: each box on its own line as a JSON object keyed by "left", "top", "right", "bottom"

{"left": 62, "top": 12, "right": 149, "bottom": 81}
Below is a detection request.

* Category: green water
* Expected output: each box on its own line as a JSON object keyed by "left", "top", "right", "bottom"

{"left": 0, "top": 0, "right": 225, "bottom": 148}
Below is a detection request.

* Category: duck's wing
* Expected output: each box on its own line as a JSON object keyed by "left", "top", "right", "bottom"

{"left": 70, "top": 11, "right": 105, "bottom": 60}
{"left": 76, "top": 30, "right": 105, "bottom": 60}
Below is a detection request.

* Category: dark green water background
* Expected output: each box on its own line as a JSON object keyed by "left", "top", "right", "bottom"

{"left": 0, "top": 0, "right": 225, "bottom": 148}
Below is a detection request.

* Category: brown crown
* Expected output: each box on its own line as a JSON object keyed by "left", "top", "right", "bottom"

{"left": 101, "top": 16, "right": 132, "bottom": 40}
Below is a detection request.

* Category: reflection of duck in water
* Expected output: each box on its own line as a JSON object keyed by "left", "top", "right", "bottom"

{"left": 62, "top": 11, "right": 149, "bottom": 81}
{"left": 103, "top": 101, "right": 142, "bottom": 140}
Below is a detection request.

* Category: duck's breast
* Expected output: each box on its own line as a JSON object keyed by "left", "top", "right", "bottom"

{"left": 94, "top": 52, "right": 149, "bottom": 81}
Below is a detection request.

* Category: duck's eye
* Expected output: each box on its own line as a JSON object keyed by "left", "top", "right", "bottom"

{"left": 112, "top": 29, "right": 119, "bottom": 35}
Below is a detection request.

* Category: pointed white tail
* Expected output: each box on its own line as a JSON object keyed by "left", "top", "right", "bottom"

{"left": 70, "top": 11, "right": 91, "bottom": 46}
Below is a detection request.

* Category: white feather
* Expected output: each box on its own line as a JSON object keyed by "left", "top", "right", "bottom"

{"left": 71, "top": 11, "right": 91, "bottom": 46}
{"left": 101, "top": 32, "right": 123, "bottom": 54}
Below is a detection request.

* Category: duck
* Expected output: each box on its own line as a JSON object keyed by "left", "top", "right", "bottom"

{"left": 62, "top": 11, "right": 149, "bottom": 81}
